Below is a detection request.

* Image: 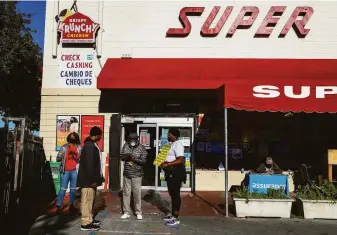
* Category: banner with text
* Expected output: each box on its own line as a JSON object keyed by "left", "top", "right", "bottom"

{"left": 58, "top": 52, "right": 95, "bottom": 88}
{"left": 81, "top": 115, "right": 104, "bottom": 151}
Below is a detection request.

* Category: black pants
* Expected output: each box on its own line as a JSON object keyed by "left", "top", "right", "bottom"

{"left": 166, "top": 173, "right": 182, "bottom": 217}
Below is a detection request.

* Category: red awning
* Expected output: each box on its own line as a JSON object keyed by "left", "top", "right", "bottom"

{"left": 97, "top": 58, "right": 337, "bottom": 113}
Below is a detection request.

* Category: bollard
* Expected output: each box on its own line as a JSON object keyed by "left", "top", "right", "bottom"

{"left": 104, "top": 154, "right": 109, "bottom": 190}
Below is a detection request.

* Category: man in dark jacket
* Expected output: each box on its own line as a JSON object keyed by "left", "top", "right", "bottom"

{"left": 77, "top": 126, "right": 103, "bottom": 231}
{"left": 256, "top": 157, "right": 282, "bottom": 174}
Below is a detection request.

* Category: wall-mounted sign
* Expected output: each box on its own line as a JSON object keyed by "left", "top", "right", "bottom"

{"left": 167, "top": 6, "right": 313, "bottom": 38}
{"left": 56, "top": 115, "right": 80, "bottom": 151}
{"left": 81, "top": 115, "right": 104, "bottom": 151}
{"left": 58, "top": 52, "right": 95, "bottom": 88}
{"left": 57, "top": 11, "right": 100, "bottom": 44}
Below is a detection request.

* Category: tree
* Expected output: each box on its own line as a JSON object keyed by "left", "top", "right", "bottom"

{"left": 0, "top": 1, "right": 42, "bottom": 130}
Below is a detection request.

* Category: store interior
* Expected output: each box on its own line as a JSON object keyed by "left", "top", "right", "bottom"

{"left": 196, "top": 110, "right": 337, "bottom": 180}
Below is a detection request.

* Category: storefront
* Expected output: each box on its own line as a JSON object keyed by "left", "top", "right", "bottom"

{"left": 41, "top": 1, "right": 337, "bottom": 192}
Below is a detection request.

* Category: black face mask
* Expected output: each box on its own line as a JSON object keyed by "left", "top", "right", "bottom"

{"left": 168, "top": 135, "right": 175, "bottom": 142}
{"left": 69, "top": 138, "right": 77, "bottom": 144}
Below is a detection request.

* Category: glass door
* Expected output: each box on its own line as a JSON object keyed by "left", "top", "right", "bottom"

{"left": 137, "top": 124, "right": 157, "bottom": 190}
{"left": 156, "top": 124, "right": 194, "bottom": 191}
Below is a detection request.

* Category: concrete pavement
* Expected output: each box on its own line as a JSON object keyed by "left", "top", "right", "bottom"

{"left": 29, "top": 213, "right": 337, "bottom": 235}
{"left": 28, "top": 190, "right": 337, "bottom": 235}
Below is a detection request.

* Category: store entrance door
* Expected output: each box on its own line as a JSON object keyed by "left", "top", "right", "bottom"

{"left": 121, "top": 116, "right": 194, "bottom": 192}
{"left": 137, "top": 124, "right": 157, "bottom": 190}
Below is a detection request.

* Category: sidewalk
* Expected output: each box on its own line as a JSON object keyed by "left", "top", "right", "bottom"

{"left": 28, "top": 190, "right": 337, "bottom": 235}
{"left": 46, "top": 190, "right": 228, "bottom": 217}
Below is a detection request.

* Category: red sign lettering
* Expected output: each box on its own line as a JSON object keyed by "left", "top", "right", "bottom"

{"left": 255, "top": 7, "right": 286, "bottom": 37}
{"left": 201, "top": 6, "right": 233, "bottom": 37}
{"left": 61, "top": 54, "right": 81, "bottom": 61}
{"left": 166, "top": 7, "right": 204, "bottom": 37}
{"left": 227, "top": 7, "right": 259, "bottom": 37}
{"left": 166, "top": 6, "right": 313, "bottom": 38}
{"left": 279, "top": 7, "right": 314, "bottom": 38}
{"left": 57, "top": 12, "right": 100, "bottom": 44}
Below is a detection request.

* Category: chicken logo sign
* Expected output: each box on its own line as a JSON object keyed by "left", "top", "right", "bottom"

{"left": 57, "top": 11, "right": 100, "bottom": 44}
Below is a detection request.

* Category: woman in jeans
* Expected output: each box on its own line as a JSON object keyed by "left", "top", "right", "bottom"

{"left": 56, "top": 132, "right": 82, "bottom": 212}
{"left": 160, "top": 128, "right": 186, "bottom": 226}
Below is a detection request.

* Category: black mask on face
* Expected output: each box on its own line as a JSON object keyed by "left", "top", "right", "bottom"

{"left": 168, "top": 134, "right": 176, "bottom": 142}
{"left": 69, "top": 138, "right": 77, "bottom": 144}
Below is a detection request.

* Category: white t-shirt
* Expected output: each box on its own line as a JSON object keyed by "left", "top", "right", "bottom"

{"left": 165, "top": 141, "right": 184, "bottom": 163}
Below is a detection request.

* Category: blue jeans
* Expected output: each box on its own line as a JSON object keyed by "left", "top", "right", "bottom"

{"left": 56, "top": 170, "right": 77, "bottom": 207}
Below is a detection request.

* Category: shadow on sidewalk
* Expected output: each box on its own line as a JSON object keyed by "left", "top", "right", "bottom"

{"left": 29, "top": 213, "right": 80, "bottom": 235}
{"left": 193, "top": 191, "right": 235, "bottom": 216}
{"left": 28, "top": 191, "right": 107, "bottom": 235}
{"left": 143, "top": 190, "right": 171, "bottom": 215}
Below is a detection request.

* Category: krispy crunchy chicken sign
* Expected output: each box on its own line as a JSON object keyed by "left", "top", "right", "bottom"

{"left": 57, "top": 12, "right": 100, "bottom": 44}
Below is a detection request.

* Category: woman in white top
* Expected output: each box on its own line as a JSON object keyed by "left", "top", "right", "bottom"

{"left": 160, "top": 128, "right": 186, "bottom": 226}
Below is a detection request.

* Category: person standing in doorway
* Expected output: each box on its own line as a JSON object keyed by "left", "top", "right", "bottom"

{"left": 56, "top": 132, "right": 81, "bottom": 213}
{"left": 120, "top": 133, "right": 148, "bottom": 220}
{"left": 77, "top": 126, "right": 104, "bottom": 231}
{"left": 160, "top": 128, "right": 186, "bottom": 226}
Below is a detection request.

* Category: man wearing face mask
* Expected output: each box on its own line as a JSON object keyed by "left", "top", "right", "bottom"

{"left": 256, "top": 157, "right": 282, "bottom": 175}
{"left": 120, "top": 133, "right": 148, "bottom": 220}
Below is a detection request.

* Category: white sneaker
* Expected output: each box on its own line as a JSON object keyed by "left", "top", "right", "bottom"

{"left": 121, "top": 214, "right": 130, "bottom": 219}
{"left": 137, "top": 214, "right": 143, "bottom": 220}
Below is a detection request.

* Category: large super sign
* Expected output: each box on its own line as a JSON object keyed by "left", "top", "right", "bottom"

{"left": 57, "top": 12, "right": 100, "bottom": 43}
{"left": 166, "top": 6, "right": 313, "bottom": 38}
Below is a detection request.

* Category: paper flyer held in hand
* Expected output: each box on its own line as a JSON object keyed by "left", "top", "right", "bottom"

{"left": 153, "top": 144, "right": 171, "bottom": 166}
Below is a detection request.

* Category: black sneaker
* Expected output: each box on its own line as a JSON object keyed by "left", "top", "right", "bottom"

{"left": 92, "top": 219, "right": 101, "bottom": 226}
{"left": 81, "top": 224, "right": 100, "bottom": 231}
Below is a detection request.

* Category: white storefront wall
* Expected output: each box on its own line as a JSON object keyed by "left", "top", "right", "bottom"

{"left": 41, "top": 0, "right": 337, "bottom": 190}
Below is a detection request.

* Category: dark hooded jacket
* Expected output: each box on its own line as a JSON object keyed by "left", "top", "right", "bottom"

{"left": 256, "top": 162, "right": 282, "bottom": 174}
{"left": 77, "top": 137, "right": 103, "bottom": 188}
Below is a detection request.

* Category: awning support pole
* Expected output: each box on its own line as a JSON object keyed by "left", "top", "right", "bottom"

{"left": 224, "top": 108, "right": 229, "bottom": 217}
